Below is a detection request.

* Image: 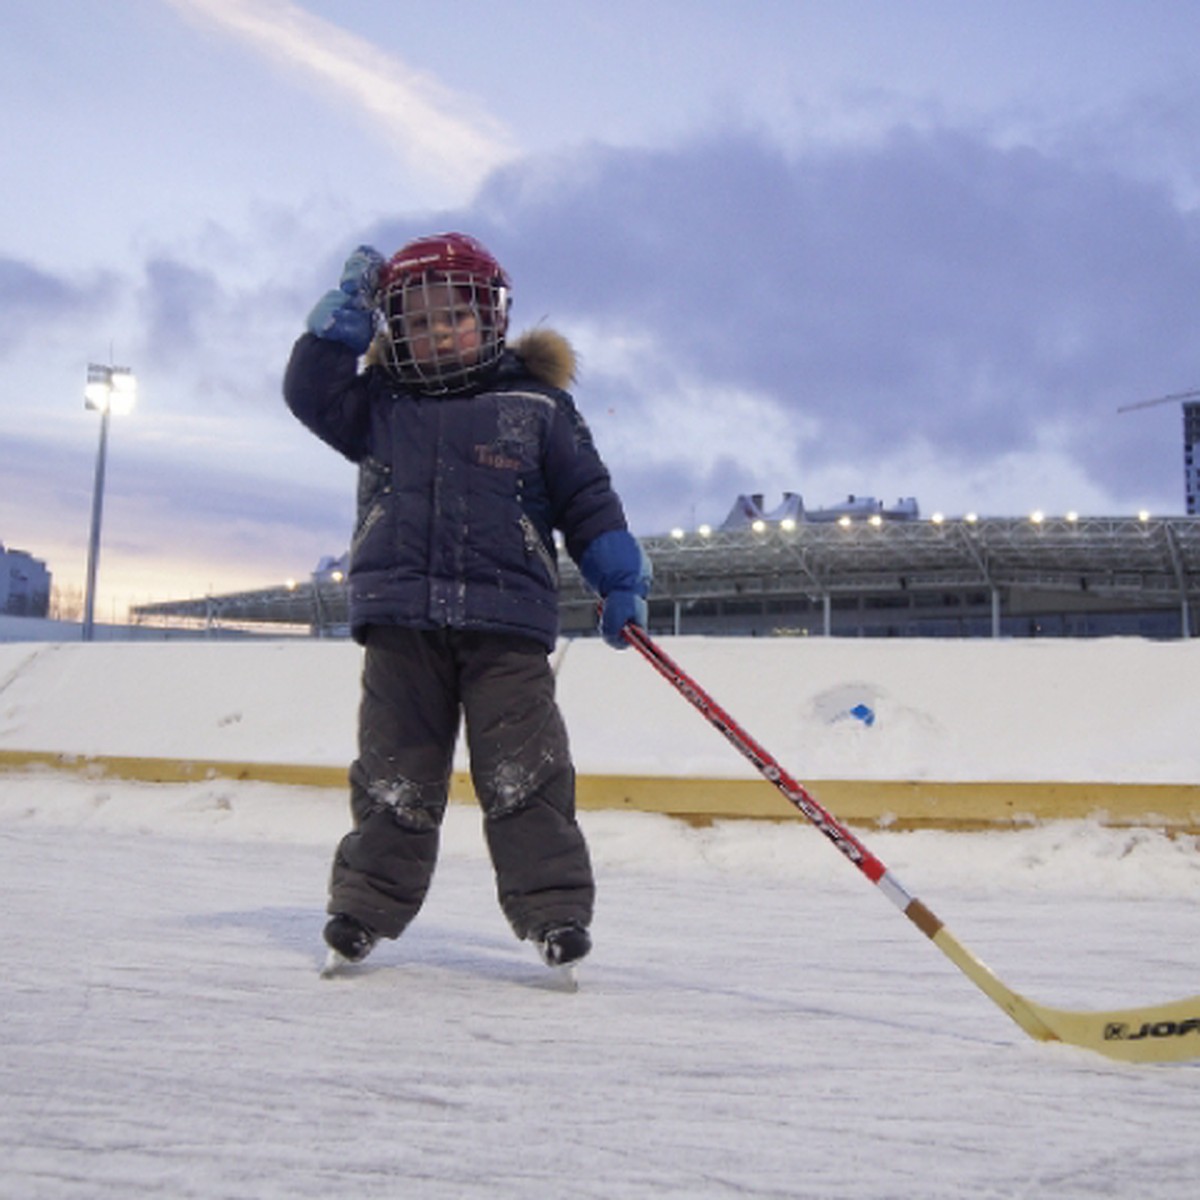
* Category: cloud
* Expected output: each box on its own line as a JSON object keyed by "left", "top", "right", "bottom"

{"left": 0, "top": 257, "right": 113, "bottom": 354}
{"left": 0, "top": 420, "right": 353, "bottom": 606}
{"left": 16, "top": 101, "right": 1199, "bottom": 612}
{"left": 363, "top": 122, "right": 1199, "bottom": 521}
{"left": 164, "top": 0, "right": 517, "bottom": 193}
{"left": 1037, "top": 77, "right": 1200, "bottom": 211}
{"left": 111, "top": 448, "right": 354, "bottom": 602}
{"left": 138, "top": 258, "right": 224, "bottom": 360}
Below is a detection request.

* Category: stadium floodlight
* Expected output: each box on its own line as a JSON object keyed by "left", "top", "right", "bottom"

{"left": 85, "top": 363, "right": 137, "bottom": 415}
{"left": 82, "top": 362, "right": 137, "bottom": 642}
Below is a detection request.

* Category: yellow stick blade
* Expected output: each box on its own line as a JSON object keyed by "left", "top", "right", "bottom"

{"left": 1025, "top": 995, "right": 1200, "bottom": 1064}
{"left": 931, "top": 928, "right": 1200, "bottom": 1063}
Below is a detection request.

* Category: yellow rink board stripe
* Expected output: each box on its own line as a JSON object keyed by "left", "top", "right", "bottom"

{"left": 571, "top": 775, "right": 1200, "bottom": 832}
{"left": 2, "top": 748, "right": 1198, "bottom": 833}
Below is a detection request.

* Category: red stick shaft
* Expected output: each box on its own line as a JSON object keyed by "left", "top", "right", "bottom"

{"left": 623, "top": 625, "right": 888, "bottom": 883}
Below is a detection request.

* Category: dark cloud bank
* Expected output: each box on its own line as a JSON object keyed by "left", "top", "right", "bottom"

{"left": 372, "top": 124, "right": 1200, "bottom": 516}
{"left": 9, "top": 118, "right": 1197, "bottom": 580}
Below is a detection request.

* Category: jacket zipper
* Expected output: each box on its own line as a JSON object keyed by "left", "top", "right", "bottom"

{"left": 351, "top": 501, "right": 385, "bottom": 559}
{"left": 518, "top": 512, "right": 558, "bottom": 583}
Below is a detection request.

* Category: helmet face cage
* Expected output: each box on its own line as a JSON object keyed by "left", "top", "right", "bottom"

{"left": 378, "top": 234, "right": 511, "bottom": 395}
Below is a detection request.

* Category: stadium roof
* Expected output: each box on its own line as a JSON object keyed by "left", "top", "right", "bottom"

{"left": 623, "top": 513, "right": 1200, "bottom": 601}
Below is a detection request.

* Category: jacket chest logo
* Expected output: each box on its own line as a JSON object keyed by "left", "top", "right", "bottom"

{"left": 473, "top": 444, "right": 522, "bottom": 471}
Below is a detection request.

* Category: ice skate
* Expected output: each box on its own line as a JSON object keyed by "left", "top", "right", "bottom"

{"left": 535, "top": 923, "right": 590, "bottom": 990}
{"left": 320, "top": 914, "right": 377, "bottom": 977}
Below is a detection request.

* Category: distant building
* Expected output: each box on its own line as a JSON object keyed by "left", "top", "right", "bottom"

{"left": 1119, "top": 390, "right": 1200, "bottom": 514}
{"left": 0, "top": 542, "right": 52, "bottom": 617}
{"left": 1185, "top": 400, "right": 1199, "bottom": 515}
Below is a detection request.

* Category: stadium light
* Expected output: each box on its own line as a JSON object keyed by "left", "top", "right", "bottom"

{"left": 82, "top": 363, "right": 137, "bottom": 642}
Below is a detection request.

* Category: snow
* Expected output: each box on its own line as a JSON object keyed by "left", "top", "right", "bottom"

{"left": 2, "top": 636, "right": 1200, "bottom": 1198}
{"left": 4, "top": 635, "right": 1200, "bottom": 784}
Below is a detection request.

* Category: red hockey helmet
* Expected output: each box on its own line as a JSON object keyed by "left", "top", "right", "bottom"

{"left": 377, "top": 232, "right": 512, "bottom": 394}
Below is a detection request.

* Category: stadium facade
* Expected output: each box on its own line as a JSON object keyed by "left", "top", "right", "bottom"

{"left": 131, "top": 495, "right": 1200, "bottom": 641}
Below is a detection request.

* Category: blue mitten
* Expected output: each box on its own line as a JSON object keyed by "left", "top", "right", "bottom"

{"left": 579, "top": 529, "right": 652, "bottom": 649}
{"left": 305, "top": 245, "right": 385, "bottom": 353}
{"left": 598, "top": 590, "right": 647, "bottom": 647}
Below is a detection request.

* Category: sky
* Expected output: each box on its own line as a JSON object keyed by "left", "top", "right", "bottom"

{"left": 3, "top": 0, "right": 1200, "bottom": 617}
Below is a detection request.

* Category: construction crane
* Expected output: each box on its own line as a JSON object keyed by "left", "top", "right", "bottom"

{"left": 1116, "top": 387, "right": 1200, "bottom": 413}
{"left": 1116, "top": 388, "right": 1200, "bottom": 515}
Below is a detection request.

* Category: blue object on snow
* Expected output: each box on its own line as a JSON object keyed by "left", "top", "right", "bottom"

{"left": 848, "top": 703, "right": 875, "bottom": 727}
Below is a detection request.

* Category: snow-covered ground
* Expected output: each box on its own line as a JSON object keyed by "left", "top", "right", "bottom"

{"left": 3, "top": 770, "right": 1199, "bottom": 1199}
{"left": 2, "top": 635, "right": 1199, "bottom": 1197}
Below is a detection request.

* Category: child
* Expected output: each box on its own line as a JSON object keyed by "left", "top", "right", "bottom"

{"left": 283, "top": 233, "right": 651, "bottom": 973}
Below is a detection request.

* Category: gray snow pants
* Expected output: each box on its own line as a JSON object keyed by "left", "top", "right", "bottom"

{"left": 328, "top": 626, "right": 594, "bottom": 941}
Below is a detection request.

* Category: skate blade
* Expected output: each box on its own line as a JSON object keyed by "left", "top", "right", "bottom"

{"left": 557, "top": 963, "right": 579, "bottom": 992}
{"left": 320, "top": 949, "right": 353, "bottom": 978}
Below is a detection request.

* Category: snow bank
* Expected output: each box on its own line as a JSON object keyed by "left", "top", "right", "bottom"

{"left": 1, "top": 636, "right": 1197, "bottom": 791}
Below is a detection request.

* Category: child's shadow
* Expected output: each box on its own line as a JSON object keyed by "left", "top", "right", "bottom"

{"left": 181, "top": 906, "right": 555, "bottom": 987}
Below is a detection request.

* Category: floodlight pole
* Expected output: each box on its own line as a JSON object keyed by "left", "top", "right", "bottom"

{"left": 82, "top": 403, "right": 111, "bottom": 642}
{"left": 82, "top": 362, "right": 135, "bottom": 642}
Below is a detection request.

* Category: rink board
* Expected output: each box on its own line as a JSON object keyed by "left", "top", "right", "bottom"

{"left": 2, "top": 750, "right": 1197, "bottom": 833}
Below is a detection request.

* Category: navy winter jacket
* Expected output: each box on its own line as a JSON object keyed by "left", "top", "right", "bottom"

{"left": 283, "top": 329, "right": 630, "bottom": 649}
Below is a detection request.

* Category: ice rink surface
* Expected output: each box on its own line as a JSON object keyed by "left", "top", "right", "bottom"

{"left": 3, "top": 772, "right": 1199, "bottom": 1199}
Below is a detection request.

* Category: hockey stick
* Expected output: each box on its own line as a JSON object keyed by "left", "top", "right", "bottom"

{"left": 623, "top": 624, "right": 1200, "bottom": 1063}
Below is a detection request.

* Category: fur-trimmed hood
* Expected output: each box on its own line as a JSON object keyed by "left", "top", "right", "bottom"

{"left": 508, "top": 328, "right": 577, "bottom": 391}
